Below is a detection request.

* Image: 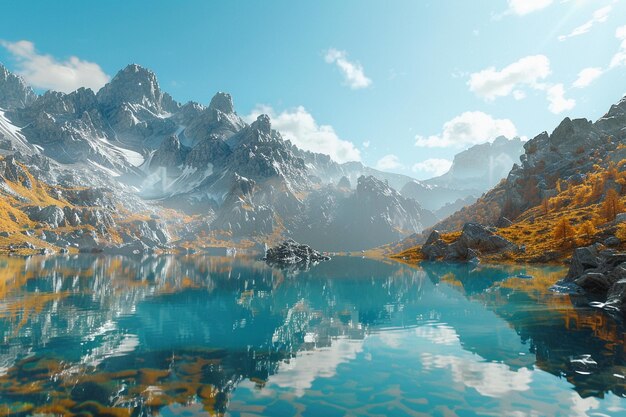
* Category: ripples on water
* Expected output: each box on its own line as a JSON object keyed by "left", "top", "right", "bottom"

{"left": 0, "top": 255, "right": 625, "bottom": 416}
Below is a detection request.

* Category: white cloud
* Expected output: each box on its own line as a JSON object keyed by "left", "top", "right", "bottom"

{"left": 415, "top": 324, "right": 459, "bottom": 345}
{"left": 376, "top": 154, "right": 403, "bottom": 171}
{"left": 558, "top": 5, "right": 612, "bottom": 41}
{"left": 244, "top": 105, "right": 361, "bottom": 163}
{"left": 324, "top": 48, "right": 372, "bottom": 89}
{"left": 264, "top": 337, "right": 364, "bottom": 398}
{"left": 507, "top": 0, "right": 553, "bottom": 16}
{"left": 572, "top": 67, "right": 603, "bottom": 88}
{"left": 415, "top": 111, "right": 518, "bottom": 148}
{"left": 546, "top": 83, "right": 576, "bottom": 113}
{"left": 513, "top": 90, "right": 527, "bottom": 100}
{"left": 421, "top": 353, "right": 533, "bottom": 398}
{"left": 468, "top": 55, "right": 551, "bottom": 101}
{"left": 362, "top": 140, "right": 371, "bottom": 148}
{"left": 412, "top": 158, "right": 453, "bottom": 177}
{"left": 609, "top": 25, "right": 626, "bottom": 69}
{"left": 0, "top": 40, "right": 110, "bottom": 93}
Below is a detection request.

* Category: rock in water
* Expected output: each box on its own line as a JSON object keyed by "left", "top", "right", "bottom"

{"left": 263, "top": 239, "right": 331, "bottom": 266}
{"left": 554, "top": 244, "right": 626, "bottom": 314}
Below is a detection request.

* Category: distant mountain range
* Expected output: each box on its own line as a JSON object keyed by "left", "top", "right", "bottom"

{"left": 423, "top": 94, "right": 626, "bottom": 235}
{"left": 0, "top": 63, "right": 524, "bottom": 251}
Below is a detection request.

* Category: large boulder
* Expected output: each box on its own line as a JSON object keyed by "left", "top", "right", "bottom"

{"left": 422, "top": 230, "right": 449, "bottom": 261}
{"left": 456, "top": 223, "right": 514, "bottom": 253}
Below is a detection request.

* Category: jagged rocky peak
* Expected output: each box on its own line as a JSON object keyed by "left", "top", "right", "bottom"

{"left": 208, "top": 92, "right": 235, "bottom": 114}
{"left": 251, "top": 114, "right": 272, "bottom": 135}
{"left": 595, "top": 94, "right": 626, "bottom": 134}
{"left": 0, "top": 63, "right": 37, "bottom": 110}
{"left": 549, "top": 117, "right": 597, "bottom": 147}
{"left": 601, "top": 95, "right": 626, "bottom": 120}
{"left": 97, "top": 64, "right": 176, "bottom": 113}
{"left": 29, "top": 87, "right": 98, "bottom": 116}
{"left": 357, "top": 175, "right": 392, "bottom": 195}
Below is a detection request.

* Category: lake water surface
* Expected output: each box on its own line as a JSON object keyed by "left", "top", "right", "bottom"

{"left": 0, "top": 255, "right": 625, "bottom": 416}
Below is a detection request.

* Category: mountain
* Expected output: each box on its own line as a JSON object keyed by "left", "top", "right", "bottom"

{"left": 395, "top": 95, "right": 626, "bottom": 268}
{"left": 0, "top": 63, "right": 437, "bottom": 252}
{"left": 292, "top": 175, "right": 437, "bottom": 251}
{"left": 426, "top": 136, "right": 524, "bottom": 191}
{"left": 400, "top": 137, "right": 524, "bottom": 211}
{"left": 432, "top": 97, "right": 626, "bottom": 233}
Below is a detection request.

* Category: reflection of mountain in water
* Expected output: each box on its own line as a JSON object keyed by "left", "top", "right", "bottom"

{"left": 0, "top": 255, "right": 624, "bottom": 415}
{"left": 420, "top": 261, "right": 626, "bottom": 399}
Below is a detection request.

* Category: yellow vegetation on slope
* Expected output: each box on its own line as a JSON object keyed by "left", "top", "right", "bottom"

{"left": 394, "top": 163, "right": 626, "bottom": 264}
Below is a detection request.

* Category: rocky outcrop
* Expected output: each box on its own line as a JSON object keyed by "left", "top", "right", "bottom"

{"left": 25, "top": 205, "right": 66, "bottom": 228}
{"left": 97, "top": 64, "right": 178, "bottom": 115}
{"left": 422, "top": 223, "right": 518, "bottom": 262}
{"left": 0, "top": 155, "right": 32, "bottom": 188}
{"left": 554, "top": 244, "right": 626, "bottom": 313}
{"left": 263, "top": 239, "right": 330, "bottom": 266}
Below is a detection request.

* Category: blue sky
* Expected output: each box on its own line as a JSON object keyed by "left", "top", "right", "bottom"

{"left": 1, "top": 0, "right": 625, "bottom": 179}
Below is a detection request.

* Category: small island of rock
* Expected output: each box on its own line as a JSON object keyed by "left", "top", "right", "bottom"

{"left": 263, "top": 239, "right": 331, "bottom": 266}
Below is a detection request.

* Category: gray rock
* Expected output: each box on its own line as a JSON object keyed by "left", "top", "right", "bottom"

{"left": 605, "top": 266, "right": 626, "bottom": 311}
{"left": 575, "top": 272, "right": 612, "bottom": 292}
{"left": 604, "top": 236, "right": 621, "bottom": 247}
{"left": 25, "top": 205, "right": 66, "bottom": 228}
{"left": 102, "top": 240, "right": 150, "bottom": 256}
{"left": 0, "top": 155, "right": 32, "bottom": 189}
{"left": 566, "top": 246, "right": 599, "bottom": 279}
{"left": 556, "top": 243, "right": 626, "bottom": 313}
{"left": 264, "top": 239, "right": 330, "bottom": 265}
{"left": 422, "top": 222, "right": 516, "bottom": 262}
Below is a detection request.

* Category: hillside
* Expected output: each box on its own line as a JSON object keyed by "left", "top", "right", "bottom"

{"left": 395, "top": 162, "right": 626, "bottom": 264}
{"left": 0, "top": 155, "right": 178, "bottom": 255}
{"left": 408, "top": 96, "right": 626, "bottom": 237}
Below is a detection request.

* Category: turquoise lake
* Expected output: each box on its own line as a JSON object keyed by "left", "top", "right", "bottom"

{"left": 0, "top": 255, "right": 625, "bottom": 416}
